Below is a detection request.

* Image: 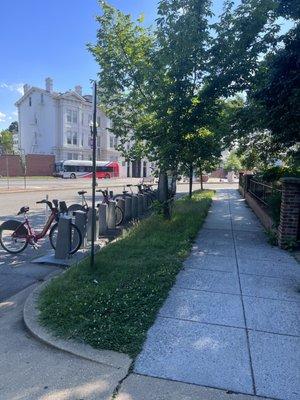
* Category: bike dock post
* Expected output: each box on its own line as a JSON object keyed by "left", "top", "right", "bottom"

{"left": 137, "top": 194, "right": 143, "bottom": 217}
{"left": 143, "top": 194, "right": 148, "bottom": 212}
{"left": 131, "top": 194, "right": 138, "bottom": 219}
{"left": 98, "top": 203, "right": 108, "bottom": 236}
{"left": 117, "top": 198, "right": 125, "bottom": 223}
{"left": 55, "top": 215, "right": 72, "bottom": 259}
{"left": 87, "top": 208, "right": 99, "bottom": 242}
{"left": 124, "top": 196, "right": 132, "bottom": 221}
{"left": 74, "top": 210, "right": 87, "bottom": 248}
{"left": 107, "top": 201, "right": 116, "bottom": 230}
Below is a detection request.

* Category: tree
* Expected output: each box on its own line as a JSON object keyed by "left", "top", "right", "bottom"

{"left": 0, "top": 130, "right": 14, "bottom": 154}
{"left": 227, "top": 0, "right": 300, "bottom": 164}
{"left": 223, "top": 151, "right": 242, "bottom": 173}
{"left": 8, "top": 121, "right": 18, "bottom": 133}
{"left": 89, "top": 0, "right": 286, "bottom": 210}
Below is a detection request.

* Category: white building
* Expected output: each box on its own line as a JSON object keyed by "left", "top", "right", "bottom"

{"left": 15, "top": 78, "right": 152, "bottom": 177}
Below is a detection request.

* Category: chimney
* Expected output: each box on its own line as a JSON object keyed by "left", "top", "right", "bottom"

{"left": 23, "top": 84, "right": 30, "bottom": 93}
{"left": 45, "top": 77, "right": 53, "bottom": 93}
{"left": 75, "top": 85, "right": 82, "bottom": 96}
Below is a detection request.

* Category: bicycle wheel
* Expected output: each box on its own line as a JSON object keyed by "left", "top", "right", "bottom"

{"left": 68, "top": 204, "right": 86, "bottom": 214}
{"left": 0, "top": 222, "right": 28, "bottom": 254}
{"left": 49, "top": 222, "right": 82, "bottom": 255}
{"left": 115, "top": 205, "right": 124, "bottom": 226}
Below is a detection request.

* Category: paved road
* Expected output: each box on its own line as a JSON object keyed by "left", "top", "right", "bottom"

{"left": 135, "top": 189, "right": 300, "bottom": 400}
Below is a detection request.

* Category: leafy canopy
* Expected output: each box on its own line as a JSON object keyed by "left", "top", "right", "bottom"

{"left": 88, "top": 0, "right": 286, "bottom": 170}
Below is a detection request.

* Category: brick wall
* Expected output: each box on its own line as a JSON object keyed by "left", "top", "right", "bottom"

{"left": 210, "top": 168, "right": 226, "bottom": 179}
{"left": 25, "top": 154, "right": 55, "bottom": 176}
{"left": 0, "top": 155, "right": 23, "bottom": 177}
{"left": 0, "top": 154, "right": 55, "bottom": 177}
{"left": 278, "top": 178, "right": 300, "bottom": 248}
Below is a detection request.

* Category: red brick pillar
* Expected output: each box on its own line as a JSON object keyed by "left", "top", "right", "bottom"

{"left": 278, "top": 178, "right": 300, "bottom": 249}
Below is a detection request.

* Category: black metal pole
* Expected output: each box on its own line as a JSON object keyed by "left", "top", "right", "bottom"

{"left": 90, "top": 81, "right": 97, "bottom": 268}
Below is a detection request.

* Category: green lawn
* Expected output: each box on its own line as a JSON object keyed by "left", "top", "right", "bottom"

{"left": 38, "top": 190, "right": 214, "bottom": 357}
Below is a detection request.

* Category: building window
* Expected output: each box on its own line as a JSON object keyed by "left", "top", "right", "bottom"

{"left": 88, "top": 114, "right": 92, "bottom": 125}
{"left": 114, "top": 137, "right": 118, "bottom": 147}
{"left": 67, "top": 153, "right": 73, "bottom": 160}
{"left": 72, "top": 110, "right": 77, "bottom": 124}
{"left": 29, "top": 97, "right": 32, "bottom": 107}
{"left": 110, "top": 136, "right": 114, "bottom": 148}
{"left": 66, "top": 130, "right": 72, "bottom": 145}
{"left": 97, "top": 116, "right": 101, "bottom": 127}
{"left": 67, "top": 109, "right": 72, "bottom": 123}
{"left": 81, "top": 113, "right": 84, "bottom": 125}
{"left": 72, "top": 132, "right": 78, "bottom": 146}
{"left": 73, "top": 153, "right": 78, "bottom": 160}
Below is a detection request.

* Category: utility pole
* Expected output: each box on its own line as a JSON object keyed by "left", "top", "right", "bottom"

{"left": 90, "top": 81, "right": 97, "bottom": 268}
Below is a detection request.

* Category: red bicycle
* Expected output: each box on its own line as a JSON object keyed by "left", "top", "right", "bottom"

{"left": 0, "top": 199, "right": 82, "bottom": 254}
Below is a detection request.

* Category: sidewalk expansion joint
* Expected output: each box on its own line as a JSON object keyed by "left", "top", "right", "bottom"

{"left": 157, "top": 314, "right": 300, "bottom": 338}
{"left": 133, "top": 372, "right": 281, "bottom": 400}
{"left": 228, "top": 192, "right": 257, "bottom": 395}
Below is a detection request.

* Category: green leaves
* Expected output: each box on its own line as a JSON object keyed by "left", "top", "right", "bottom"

{"left": 88, "top": 0, "right": 296, "bottom": 171}
{"left": 0, "top": 130, "right": 14, "bottom": 154}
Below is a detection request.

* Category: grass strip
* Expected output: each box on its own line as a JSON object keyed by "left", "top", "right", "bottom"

{"left": 38, "top": 190, "right": 214, "bottom": 357}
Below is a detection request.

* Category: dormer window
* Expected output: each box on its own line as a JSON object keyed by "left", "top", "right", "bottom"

{"left": 29, "top": 97, "right": 32, "bottom": 106}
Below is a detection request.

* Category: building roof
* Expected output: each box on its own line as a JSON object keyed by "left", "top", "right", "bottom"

{"left": 15, "top": 86, "right": 92, "bottom": 107}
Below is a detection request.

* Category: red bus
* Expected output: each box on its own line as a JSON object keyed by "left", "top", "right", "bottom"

{"left": 58, "top": 160, "right": 119, "bottom": 179}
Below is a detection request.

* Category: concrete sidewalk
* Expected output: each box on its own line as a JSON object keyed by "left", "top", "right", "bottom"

{"left": 134, "top": 189, "right": 300, "bottom": 400}
{"left": 0, "top": 285, "right": 126, "bottom": 400}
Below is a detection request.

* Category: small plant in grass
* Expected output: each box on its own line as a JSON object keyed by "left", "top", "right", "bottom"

{"left": 283, "top": 238, "right": 298, "bottom": 252}
{"left": 265, "top": 228, "right": 278, "bottom": 246}
{"left": 38, "top": 190, "right": 214, "bottom": 357}
{"left": 266, "top": 192, "right": 282, "bottom": 227}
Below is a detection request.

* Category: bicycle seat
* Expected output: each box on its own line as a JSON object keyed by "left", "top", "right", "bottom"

{"left": 78, "top": 190, "right": 87, "bottom": 195}
{"left": 17, "top": 206, "right": 29, "bottom": 215}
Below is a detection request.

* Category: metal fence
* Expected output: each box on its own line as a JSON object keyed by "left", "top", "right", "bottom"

{"left": 248, "top": 179, "right": 282, "bottom": 207}
{"left": 239, "top": 174, "right": 245, "bottom": 188}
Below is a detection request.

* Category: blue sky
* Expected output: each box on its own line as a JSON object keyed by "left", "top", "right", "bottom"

{"left": 0, "top": 0, "right": 159, "bottom": 130}
{"left": 0, "top": 0, "right": 291, "bottom": 131}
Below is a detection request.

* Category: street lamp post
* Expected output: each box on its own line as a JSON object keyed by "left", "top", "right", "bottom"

{"left": 90, "top": 81, "right": 97, "bottom": 268}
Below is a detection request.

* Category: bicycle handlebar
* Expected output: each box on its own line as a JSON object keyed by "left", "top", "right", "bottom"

{"left": 36, "top": 199, "right": 53, "bottom": 210}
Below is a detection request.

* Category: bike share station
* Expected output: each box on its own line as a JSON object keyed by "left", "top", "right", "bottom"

{"left": 31, "top": 82, "right": 158, "bottom": 268}
{"left": 30, "top": 184, "right": 157, "bottom": 267}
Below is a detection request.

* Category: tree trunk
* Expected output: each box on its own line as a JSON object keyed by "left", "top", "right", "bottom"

{"left": 199, "top": 162, "right": 203, "bottom": 190}
{"left": 158, "top": 171, "right": 171, "bottom": 219}
{"left": 189, "top": 164, "right": 193, "bottom": 198}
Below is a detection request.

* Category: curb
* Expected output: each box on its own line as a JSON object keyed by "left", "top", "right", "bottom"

{"left": 23, "top": 272, "right": 132, "bottom": 372}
